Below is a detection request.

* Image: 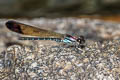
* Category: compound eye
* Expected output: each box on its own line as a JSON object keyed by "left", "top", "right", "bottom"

{"left": 77, "top": 36, "right": 85, "bottom": 44}
{"left": 77, "top": 38, "right": 81, "bottom": 42}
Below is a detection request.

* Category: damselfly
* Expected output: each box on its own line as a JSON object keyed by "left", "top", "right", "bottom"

{"left": 6, "top": 20, "right": 85, "bottom": 47}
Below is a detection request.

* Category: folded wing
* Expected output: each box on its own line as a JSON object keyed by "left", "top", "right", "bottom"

{"left": 6, "top": 20, "right": 64, "bottom": 38}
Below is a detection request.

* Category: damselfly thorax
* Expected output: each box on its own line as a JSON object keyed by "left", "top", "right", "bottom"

{"left": 6, "top": 20, "right": 85, "bottom": 47}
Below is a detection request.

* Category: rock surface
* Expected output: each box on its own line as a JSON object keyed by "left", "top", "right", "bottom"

{"left": 0, "top": 18, "right": 120, "bottom": 79}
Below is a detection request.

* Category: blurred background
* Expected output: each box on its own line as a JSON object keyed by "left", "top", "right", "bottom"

{"left": 1, "top": 0, "right": 120, "bottom": 50}
{"left": 1, "top": 0, "right": 120, "bottom": 18}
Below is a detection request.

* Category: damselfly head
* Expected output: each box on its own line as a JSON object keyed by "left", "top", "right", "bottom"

{"left": 77, "top": 36, "right": 85, "bottom": 44}
{"left": 76, "top": 36, "right": 85, "bottom": 48}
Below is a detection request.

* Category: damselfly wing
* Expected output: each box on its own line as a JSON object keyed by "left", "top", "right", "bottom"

{"left": 6, "top": 20, "right": 64, "bottom": 38}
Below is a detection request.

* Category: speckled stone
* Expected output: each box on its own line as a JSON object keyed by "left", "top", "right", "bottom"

{"left": 1, "top": 18, "right": 120, "bottom": 79}
{"left": 0, "top": 40, "right": 120, "bottom": 79}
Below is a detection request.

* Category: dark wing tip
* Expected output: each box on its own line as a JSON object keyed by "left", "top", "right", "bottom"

{"left": 6, "top": 20, "right": 16, "bottom": 29}
{"left": 6, "top": 20, "right": 23, "bottom": 34}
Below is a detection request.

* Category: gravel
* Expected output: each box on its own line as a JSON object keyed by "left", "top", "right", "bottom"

{"left": 0, "top": 18, "right": 120, "bottom": 79}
